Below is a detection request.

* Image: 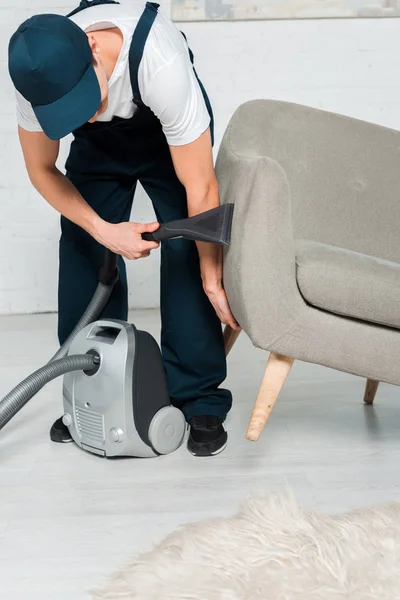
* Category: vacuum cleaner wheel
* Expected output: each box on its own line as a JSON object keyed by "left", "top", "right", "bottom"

{"left": 148, "top": 406, "right": 186, "bottom": 455}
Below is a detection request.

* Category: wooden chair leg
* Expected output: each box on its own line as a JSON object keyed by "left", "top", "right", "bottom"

{"left": 364, "top": 379, "right": 379, "bottom": 405}
{"left": 224, "top": 325, "right": 241, "bottom": 357}
{"left": 246, "top": 353, "right": 294, "bottom": 442}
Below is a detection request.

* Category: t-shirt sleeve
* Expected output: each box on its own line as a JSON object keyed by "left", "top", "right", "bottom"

{"left": 139, "top": 50, "right": 211, "bottom": 147}
{"left": 15, "top": 89, "right": 43, "bottom": 133}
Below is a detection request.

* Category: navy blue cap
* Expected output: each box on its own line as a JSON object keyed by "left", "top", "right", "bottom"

{"left": 8, "top": 14, "right": 101, "bottom": 140}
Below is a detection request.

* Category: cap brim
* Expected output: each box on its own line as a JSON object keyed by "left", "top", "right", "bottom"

{"left": 32, "top": 65, "right": 101, "bottom": 140}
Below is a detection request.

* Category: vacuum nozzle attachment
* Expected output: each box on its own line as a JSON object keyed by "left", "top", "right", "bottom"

{"left": 142, "top": 203, "right": 234, "bottom": 246}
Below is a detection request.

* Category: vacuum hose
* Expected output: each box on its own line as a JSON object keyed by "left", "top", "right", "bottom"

{"left": 50, "top": 281, "right": 113, "bottom": 361}
{"left": 0, "top": 250, "right": 119, "bottom": 432}
{"left": 51, "top": 250, "right": 119, "bottom": 361}
{"left": 0, "top": 354, "right": 99, "bottom": 431}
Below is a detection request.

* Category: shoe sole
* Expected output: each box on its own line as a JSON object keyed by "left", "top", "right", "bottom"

{"left": 188, "top": 439, "right": 227, "bottom": 457}
{"left": 50, "top": 431, "right": 74, "bottom": 444}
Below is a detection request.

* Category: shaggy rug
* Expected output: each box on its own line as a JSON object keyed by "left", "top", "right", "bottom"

{"left": 91, "top": 489, "right": 400, "bottom": 599}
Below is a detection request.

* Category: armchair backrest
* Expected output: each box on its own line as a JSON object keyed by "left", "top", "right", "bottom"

{"left": 219, "top": 100, "right": 400, "bottom": 263}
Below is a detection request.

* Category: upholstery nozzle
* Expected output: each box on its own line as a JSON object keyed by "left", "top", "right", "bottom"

{"left": 142, "top": 203, "right": 234, "bottom": 245}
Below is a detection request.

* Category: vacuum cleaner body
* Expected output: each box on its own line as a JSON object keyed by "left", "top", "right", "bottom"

{"left": 62, "top": 319, "right": 186, "bottom": 458}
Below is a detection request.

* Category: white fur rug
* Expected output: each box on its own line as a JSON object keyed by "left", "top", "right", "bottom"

{"left": 91, "top": 489, "right": 400, "bottom": 599}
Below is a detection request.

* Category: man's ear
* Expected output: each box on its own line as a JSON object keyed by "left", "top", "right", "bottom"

{"left": 87, "top": 35, "right": 101, "bottom": 62}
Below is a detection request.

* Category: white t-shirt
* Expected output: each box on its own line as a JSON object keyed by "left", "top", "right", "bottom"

{"left": 15, "top": 3, "right": 211, "bottom": 146}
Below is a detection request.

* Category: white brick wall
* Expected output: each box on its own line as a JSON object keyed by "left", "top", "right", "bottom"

{"left": 1, "top": 1, "right": 399, "bottom": 315}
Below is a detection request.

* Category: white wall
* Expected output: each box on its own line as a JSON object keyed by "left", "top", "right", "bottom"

{"left": 0, "top": 2, "right": 399, "bottom": 315}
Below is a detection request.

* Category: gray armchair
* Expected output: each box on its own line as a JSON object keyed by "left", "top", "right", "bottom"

{"left": 217, "top": 99, "right": 400, "bottom": 441}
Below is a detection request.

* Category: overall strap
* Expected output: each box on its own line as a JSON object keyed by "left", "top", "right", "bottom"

{"left": 180, "top": 31, "right": 215, "bottom": 146}
{"left": 128, "top": 1, "right": 214, "bottom": 145}
{"left": 129, "top": 2, "right": 160, "bottom": 106}
{"left": 180, "top": 31, "right": 194, "bottom": 65}
{"left": 67, "top": 0, "right": 120, "bottom": 18}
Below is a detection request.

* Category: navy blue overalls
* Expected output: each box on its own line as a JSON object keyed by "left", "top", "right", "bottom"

{"left": 59, "top": 0, "right": 232, "bottom": 421}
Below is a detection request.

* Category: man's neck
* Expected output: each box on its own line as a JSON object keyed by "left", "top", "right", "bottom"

{"left": 92, "top": 27, "right": 124, "bottom": 80}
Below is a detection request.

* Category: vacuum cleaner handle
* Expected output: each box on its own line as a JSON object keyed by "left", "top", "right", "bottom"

{"left": 141, "top": 204, "right": 234, "bottom": 246}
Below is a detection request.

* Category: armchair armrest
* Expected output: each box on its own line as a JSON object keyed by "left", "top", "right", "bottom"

{"left": 216, "top": 149, "right": 304, "bottom": 350}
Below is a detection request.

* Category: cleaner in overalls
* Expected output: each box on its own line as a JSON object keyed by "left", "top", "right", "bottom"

{"left": 8, "top": 1, "right": 240, "bottom": 456}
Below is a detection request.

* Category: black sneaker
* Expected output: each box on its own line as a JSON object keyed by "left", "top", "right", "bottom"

{"left": 187, "top": 415, "right": 227, "bottom": 457}
{"left": 50, "top": 417, "right": 73, "bottom": 443}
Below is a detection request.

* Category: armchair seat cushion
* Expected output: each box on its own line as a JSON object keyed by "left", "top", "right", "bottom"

{"left": 295, "top": 240, "right": 400, "bottom": 329}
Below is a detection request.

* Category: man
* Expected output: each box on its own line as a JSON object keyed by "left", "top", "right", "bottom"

{"left": 8, "top": 0, "right": 239, "bottom": 457}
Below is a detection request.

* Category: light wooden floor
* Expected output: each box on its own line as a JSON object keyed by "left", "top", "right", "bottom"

{"left": 1, "top": 310, "right": 400, "bottom": 599}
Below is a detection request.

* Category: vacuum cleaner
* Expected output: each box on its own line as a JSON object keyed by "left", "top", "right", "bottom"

{"left": 0, "top": 203, "right": 234, "bottom": 458}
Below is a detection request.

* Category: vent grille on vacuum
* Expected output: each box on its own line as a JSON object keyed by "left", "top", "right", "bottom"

{"left": 75, "top": 406, "right": 105, "bottom": 442}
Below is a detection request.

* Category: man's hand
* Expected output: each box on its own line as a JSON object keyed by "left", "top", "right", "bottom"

{"left": 203, "top": 281, "right": 241, "bottom": 331}
{"left": 95, "top": 220, "right": 160, "bottom": 260}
